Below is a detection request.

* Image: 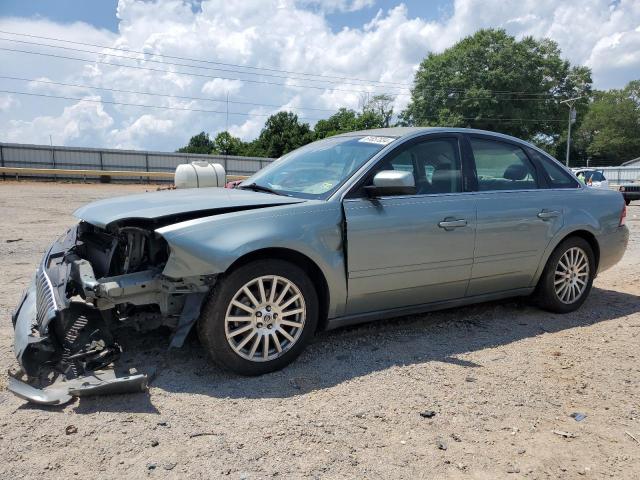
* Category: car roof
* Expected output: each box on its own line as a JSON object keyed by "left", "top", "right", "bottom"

{"left": 334, "top": 126, "right": 534, "bottom": 145}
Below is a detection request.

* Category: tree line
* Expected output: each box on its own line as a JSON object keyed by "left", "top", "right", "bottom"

{"left": 179, "top": 29, "right": 639, "bottom": 167}
{"left": 178, "top": 94, "right": 394, "bottom": 159}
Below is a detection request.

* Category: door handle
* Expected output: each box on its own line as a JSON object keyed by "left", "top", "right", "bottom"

{"left": 438, "top": 219, "right": 467, "bottom": 230}
{"left": 537, "top": 210, "right": 561, "bottom": 220}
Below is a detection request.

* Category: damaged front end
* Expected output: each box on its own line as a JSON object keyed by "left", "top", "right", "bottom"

{"left": 9, "top": 221, "right": 213, "bottom": 405}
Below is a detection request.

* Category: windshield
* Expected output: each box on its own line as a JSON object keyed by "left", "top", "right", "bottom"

{"left": 240, "top": 135, "right": 395, "bottom": 199}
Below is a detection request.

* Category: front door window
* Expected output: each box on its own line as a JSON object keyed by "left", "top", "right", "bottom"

{"left": 363, "top": 137, "right": 463, "bottom": 195}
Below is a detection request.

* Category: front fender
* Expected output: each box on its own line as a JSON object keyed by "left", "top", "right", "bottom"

{"left": 156, "top": 201, "right": 347, "bottom": 317}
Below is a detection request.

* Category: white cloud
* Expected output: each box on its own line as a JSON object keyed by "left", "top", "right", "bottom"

{"left": 201, "top": 79, "right": 244, "bottom": 97}
{"left": 0, "top": 94, "right": 19, "bottom": 112}
{"left": 0, "top": 0, "right": 639, "bottom": 150}
{"left": 109, "top": 113, "right": 173, "bottom": 148}
{"left": 438, "top": 0, "right": 640, "bottom": 89}
{"left": 229, "top": 113, "right": 268, "bottom": 140}
{"left": 297, "top": 0, "right": 375, "bottom": 13}
{"left": 5, "top": 98, "right": 113, "bottom": 145}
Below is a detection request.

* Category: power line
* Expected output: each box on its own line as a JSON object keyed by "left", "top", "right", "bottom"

{"left": 461, "top": 117, "right": 564, "bottom": 123}
{"left": 440, "top": 94, "right": 559, "bottom": 102}
{"left": 0, "top": 89, "right": 327, "bottom": 121}
{"left": 0, "top": 33, "right": 565, "bottom": 98}
{"left": 0, "top": 46, "right": 567, "bottom": 101}
{"left": 0, "top": 29, "right": 411, "bottom": 88}
{"left": 0, "top": 75, "right": 339, "bottom": 112}
{"left": 0, "top": 36, "right": 413, "bottom": 91}
{"left": 0, "top": 74, "right": 567, "bottom": 111}
{"left": 0, "top": 89, "right": 566, "bottom": 124}
{"left": 0, "top": 46, "right": 410, "bottom": 96}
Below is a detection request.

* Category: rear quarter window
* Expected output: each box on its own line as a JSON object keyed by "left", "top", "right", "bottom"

{"left": 527, "top": 148, "right": 580, "bottom": 189}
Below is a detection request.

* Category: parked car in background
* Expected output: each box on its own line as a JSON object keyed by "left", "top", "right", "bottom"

{"left": 574, "top": 169, "right": 609, "bottom": 189}
{"left": 9, "top": 127, "right": 629, "bottom": 405}
{"left": 618, "top": 182, "right": 640, "bottom": 205}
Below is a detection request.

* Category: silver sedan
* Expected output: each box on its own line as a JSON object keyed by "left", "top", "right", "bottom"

{"left": 9, "top": 127, "right": 629, "bottom": 404}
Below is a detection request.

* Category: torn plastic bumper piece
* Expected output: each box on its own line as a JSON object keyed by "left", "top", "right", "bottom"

{"left": 10, "top": 273, "right": 150, "bottom": 405}
{"left": 7, "top": 368, "right": 149, "bottom": 406}
{"left": 9, "top": 228, "right": 210, "bottom": 405}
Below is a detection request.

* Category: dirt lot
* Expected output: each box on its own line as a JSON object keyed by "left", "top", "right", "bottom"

{"left": 0, "top": 181, "right": 639, "bottom": 479}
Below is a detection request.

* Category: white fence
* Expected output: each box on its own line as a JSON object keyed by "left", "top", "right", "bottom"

{"left": 0, "top": 142, "right": 274, "bottom": 181}
{"left": 592, "top": 166, "right": 640, "bottom": 185}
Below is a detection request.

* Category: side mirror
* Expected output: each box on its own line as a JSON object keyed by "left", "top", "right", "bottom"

{"left": 364, "top": 170, "right": 416, "bottom": 197}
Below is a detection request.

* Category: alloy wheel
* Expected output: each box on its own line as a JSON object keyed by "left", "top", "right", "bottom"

{"left": 553, "top": 246, "right": 590, "bottom": 304}
{"left": 224, "top": 275, "right": 306, "bottom": 362}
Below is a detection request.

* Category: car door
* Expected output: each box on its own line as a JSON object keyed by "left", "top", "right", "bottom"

{"left": 342, "top": 134, "right": 477, "bottom": 315}
{"left": 467, "top": 134, "right": 565, "bottom": 296}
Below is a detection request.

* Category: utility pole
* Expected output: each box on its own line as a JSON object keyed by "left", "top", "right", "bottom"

{"left": 560, "top": 97, "right": 583, "bottom": 167}
{"left": 225, "top": 91, "right": 229, "bottom": 161}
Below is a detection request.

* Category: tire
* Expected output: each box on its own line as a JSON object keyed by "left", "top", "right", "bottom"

{"left": 197, "top": 259, "right": 318, "bottom": 375}
{"left": 625, "top": 198, "right": 631, "bottom": 206}
{"left": 534, "top": 236, "right": 595, "bottom": 313}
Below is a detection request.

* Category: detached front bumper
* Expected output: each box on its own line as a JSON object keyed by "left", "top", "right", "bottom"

{"left": 8, "top": 368, "right": 149, "bottom": 406}
{"left": 9, "top": 268, "right": 150, "bottom": 405}
{"left": 12, "top": 275, "right": 41, "bottom": 375}
{"left": 12, "top": 261, "right": 63, "bottom": 377}
{"left": 8, "top": 224, "right": 211, "bottom": 405}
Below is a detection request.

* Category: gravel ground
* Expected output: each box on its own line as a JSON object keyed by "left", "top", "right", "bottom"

{"left": 1, "top": 181, "right": 639, "bottom": 480}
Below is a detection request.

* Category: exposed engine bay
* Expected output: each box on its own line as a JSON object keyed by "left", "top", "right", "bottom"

{"left": 9, "top": 220, "right": 213, "bottom": 405}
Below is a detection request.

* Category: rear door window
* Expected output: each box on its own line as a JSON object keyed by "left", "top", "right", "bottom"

{"left": 470, "top": 138, "right": 538, "bottom": 191}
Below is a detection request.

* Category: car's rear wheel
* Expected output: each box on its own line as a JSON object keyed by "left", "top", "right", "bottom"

{"left": 534, "top": 237, "right": 595, "bottom": 313}
{"left": 198, "top": 259, "right": 318, "bottom": 375}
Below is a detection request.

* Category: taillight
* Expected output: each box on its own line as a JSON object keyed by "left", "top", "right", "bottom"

{"left": 620, "top": 204, "right": 627, "bottom": 226}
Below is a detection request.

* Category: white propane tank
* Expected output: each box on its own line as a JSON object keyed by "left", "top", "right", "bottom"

{"left": 174, "top": 161, "right": 226, "bottom": 189}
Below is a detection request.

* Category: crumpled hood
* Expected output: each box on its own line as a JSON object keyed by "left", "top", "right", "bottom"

{"left": 74, "top": 187, "right": 305, "bottom": 228}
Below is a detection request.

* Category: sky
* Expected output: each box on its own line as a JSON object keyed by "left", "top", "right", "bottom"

{"left": 0, "top": 0, "right": 638, "bottom": 151}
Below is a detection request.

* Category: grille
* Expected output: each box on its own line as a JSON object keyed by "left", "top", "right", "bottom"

{"left": 624, "top": 185, "right": 640, "bottom": 192}
{"left": 35, "top": 265, "right": 57, "bottom": 330}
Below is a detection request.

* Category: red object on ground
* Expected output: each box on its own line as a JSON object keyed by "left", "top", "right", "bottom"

{"left": 225, "top": 180, "right": 243, "bottom": 189}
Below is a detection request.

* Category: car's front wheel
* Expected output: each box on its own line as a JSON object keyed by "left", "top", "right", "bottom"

{"left": 198, "top": 259, "right": 318, "bottom": 375}
{"left": 534, "top": 237, "right": 595, "bottom": 313}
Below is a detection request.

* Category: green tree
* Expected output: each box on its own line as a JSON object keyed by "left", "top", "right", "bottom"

{"left": 211, "top": 131, "right": 246, "bottom": 156}
{"left": 240, "top": 139, "right": 267, "bottom": 158}
{"left": 574, "top": 80, "right": 640, "bottom": 165}
{"left": 177, "top": 131, "right": 215, "bottom": 154}
{"left": 400, "top": 29, "right": 592, "bottom": 141}
{"left": 313, "top": 100, "right": 393, "bottom": 139}
{"left": 314, "top": 108, "right": 361, "bottom": 139}
{"left": 363, "top": 94, "right": 394, "bottom": 127}
{"left": 257, "top": 111, "right": 314, "bottom": 157}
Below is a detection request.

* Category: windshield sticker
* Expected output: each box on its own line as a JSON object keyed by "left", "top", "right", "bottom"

{"left": 358, "top": 136, "right": 394, "bottom": 145}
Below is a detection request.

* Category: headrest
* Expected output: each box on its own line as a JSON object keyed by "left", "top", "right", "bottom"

{"left": 431, "top": 169, "right": 461, "bottom": 193}
{"left": 503, "top": 164, "right": 528, "bottom": 181}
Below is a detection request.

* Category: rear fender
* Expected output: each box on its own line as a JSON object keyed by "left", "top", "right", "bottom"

{"left": 530, "top": 210, "right": 601, "bottom": 287}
